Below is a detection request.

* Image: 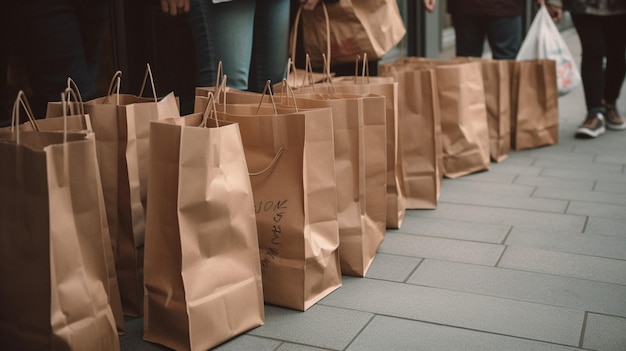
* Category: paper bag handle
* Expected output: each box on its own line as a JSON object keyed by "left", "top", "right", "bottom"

{"left": 249, "top": 147, "right": 285, "bottom": 176}
{"left": 259, "top": 80, "right": 278, "bottom": 115}
{"left": 215, "top": 61, "right": 225, "bottom": 92}
{"left": 351, "top": 53, "right": 370, "bottom": 84}
{"left": 65, "top": 77, "right": 86, "bottom": 116}
{"left": 11, "top": 91, "right": 39, "bottom": 144}
{"left": 289, "top": 2, "right": 331, "bottom": 78}
{"left": 106, "top": 70, "right": 123, "bottom": 105}
{"left": 200, "top": 92, "right": 220, "bottom": 128}
{"left": 139, "top": 63, "right": 158, "bottom": 102}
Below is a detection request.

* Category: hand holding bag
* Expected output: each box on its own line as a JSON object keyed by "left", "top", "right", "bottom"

{"left": 516, "top": 5, "right": 581, "bottom": 95}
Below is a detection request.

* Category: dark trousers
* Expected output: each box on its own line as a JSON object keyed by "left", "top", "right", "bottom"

{"left": 571, "top": 13, "right": 626, "bottom": 113}
{"left": 452, "top": 14, "right": 522, "bottom": 60}
{"left": 7, "top": 0, "right": 108, "bottom": 118}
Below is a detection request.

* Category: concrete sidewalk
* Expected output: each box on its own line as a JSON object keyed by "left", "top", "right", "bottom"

{"left": 121, "top": 28, "right": 626, "bottom": 351}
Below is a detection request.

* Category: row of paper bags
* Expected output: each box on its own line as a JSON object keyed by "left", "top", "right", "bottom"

{"left": 0, "top": 56, "right": 559, "bottom": 350}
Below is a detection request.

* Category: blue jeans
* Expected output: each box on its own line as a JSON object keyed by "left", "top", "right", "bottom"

{"left": 452, "top": 14, "right": 522, "bottom": 60}
{"left": 188, "top": 0, "right": 290, "bottom": 92}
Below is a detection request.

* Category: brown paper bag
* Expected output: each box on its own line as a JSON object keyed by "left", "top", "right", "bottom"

{"left": 43, "top": 82, "right": 126, "bottom": 332}
{"left": 436, "top": 62, "right": 490, "bottom": 178}
{"left": 393, "top": 60, "right": 489, "bottom": 178}
{"left": 46, "top": 66, "right": 180, "bottom": 316}
{"left": 206, "top": 98, "right": 341, "bottom": 311}
{"left": 512, "top": 60, "right": 559, "bottom": 150}
{"left": 454, "top": 58, "right": 512, "bottom": 162}
{"left": 301, "top": 0, "right": 406, "bottom": 65}
{"left": 304, "top": 75, "right": 405, "bottom": 228}
{"left": 378, "top": 65, "right": 442, "bottom": 209}
{"left": 143, "top": 100, "right": 264, "bottom": 351}
{"left": 281, "top": 92, "right": 386, "bottom": 276}
{"left": 0, "top": 92, "right": 119, "bottom": 350}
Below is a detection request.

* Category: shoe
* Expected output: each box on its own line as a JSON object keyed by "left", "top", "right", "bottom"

{"left": 575, "top": 113, "right": 605, "bottom": 139}
{"left": 604, "top": 105, "right": 626, "bottom": 130}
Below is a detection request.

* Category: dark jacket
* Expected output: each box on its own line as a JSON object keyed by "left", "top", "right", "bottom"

{"left": 447, "top": 0, "right": 525, "bottom": 17}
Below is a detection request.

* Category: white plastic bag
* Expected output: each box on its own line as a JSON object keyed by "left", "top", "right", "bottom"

{"left": 516, "top": 6, "right": 582, "bottom": 95}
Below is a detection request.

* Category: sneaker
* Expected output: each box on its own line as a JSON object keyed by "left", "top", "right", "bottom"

{"left": 575, "top": 113, "right": 605, "bottom": 139}
{"left": 605, "top": 106, "right": 626, "bottom": 130}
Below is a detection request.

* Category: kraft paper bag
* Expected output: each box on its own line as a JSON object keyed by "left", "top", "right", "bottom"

{"left": 388, "top": 59, "right": 491, "bottom": 178}
{"left": 307, "top": 75, "right": 406, "bottom": 229}
{"left": 300, "top": 0, "right": 406, "bottom": 65}
{"left": 436, "top": 62, "right": 490, "bottom": 178}
{"left": 0, "top": 92, "right": 119, "bottom": 350}
{"left": 46, "top": 66, "right": 180, "bottom": 316}
{"left": 379, "top": 64, "right": 442, "bottom": 209}
{"left": 280, "top": 92, "right": 386, "bottom": 277}
{"left": 454, "top": 58, "right": 512, "bottom": 162}
{"left": 43, "top": 81, "right": 125, "bottom": 332}
{"left": 512, "top": 59, "right": 559, "bottom": 150}
{"left": 205, "top": 97, "right": 341, "bottom": 311}
{"left": 275, "top": 69, "right": 405, "bottom": 228}
{"left": 143, "top": 99, "right": 264, "bottom": 351}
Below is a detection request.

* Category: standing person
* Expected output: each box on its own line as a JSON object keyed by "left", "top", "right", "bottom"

{"left": 447, "top": 0, "right": 524, "bottom": 59}
{"left": 4, "top": 0, "right": 109, "bottom": 118}
{"left": 545, "top": 0, "right": 626, "bottom": 139}
{"left": 162, "top": 0, "right": 290, "bottom": 93}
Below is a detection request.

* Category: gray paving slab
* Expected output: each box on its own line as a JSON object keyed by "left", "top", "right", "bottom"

{"left": 498, "top": 246, "right": 626, "bottom": 285}
{"left": 595, "top": 154, "right": 626, "bottom": 165}
{"left": 534, "top": 187, "right": 626, "bottom": 206}
{"left": 319, "top": 277, "right": 584, "bottom": 346}
{"left": 511, "top": 150, "right": 595, "bottom": 163}
{"left": 440, "top": 179, "right": 535, "bottom": 197}
{"left": 248, "top": 305, "right": 373, "bottom": 351}
{"left": 408, "top": 203, "right": 586, "bottom": 232}
{"left": 505, "top": 227, "right": 626, "bottom": 260}
{"left": 495, "top": 155, "right": 535, "bottom": 166}
{"left": 446, "top": 170, "right": 518, "bottom": 184}
{"left": 277, "top": 343, "right": 334, "bottom": 351}
{"left": 594, "top": 180, "right": 626, "bottom": 193}
{"left": 377, "top": 233, "right": 504, "bottom": 266}
{"left": 214, "top": 335, "right": 281, "bottom": 351}
{"left": 567, "top": 201, "right": 626, "bottom": 220}
{"left": 486, "top": 163, "right": 544, "bottom": 176}
{"left": 346, "top": 315, "right": 582, "bottom": 351}
{"left": 364, "top": 253, "right": 422, "bottom": 282}
{"left": 407, "top": 259, "right": 626, "bottom": 317}
{"left": 119, "top": 317, "right": 169, "bottom": 350}
{"left": 541, "top": 167, "right": 626, "bottom": 183}
{"left": 533, "top": 158, "right": 624, "bottom": 174}
{"left": 513, "top": 175, "right": 594, "bottom": 191}
{"left": 394, "top": 216, "right": 510, "bottom": 243}
{"left": 440, "top": 187, "right": 568, "bottom": 213}
{"left": 582, "top": 314, "right": 626, "bottom": 351}
{"left": 585, "top": 217, "right": 626, "bottom": 237}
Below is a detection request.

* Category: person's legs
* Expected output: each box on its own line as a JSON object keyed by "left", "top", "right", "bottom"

{"left": 74, "top": 0, "right": 109, "bottom": 97}
{"left": 602, "top": 14, "right": 626, "bottom": 105}
{"left": 248, "top": 0, "right": 290, "bottom": 93}
{"left": 486, "top": 15, "right": 522, "bottom": 59}
{"left": 188, "top": 0, "right": 255, "bottom": 90}
{"left": 600, "top": 13, "right": 626, "bottom": 129}
{"left": 10, "top": 0, "right": 103, "bottom": 117}
{"left": 451, "top": 14, "right": 487, "bottom": 57}
{"left": 571, "top": 13, "right": 607, "bottom": 138}
{"left": 571, "top": 13, "right": 605, "bottom": 114}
